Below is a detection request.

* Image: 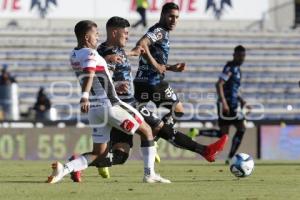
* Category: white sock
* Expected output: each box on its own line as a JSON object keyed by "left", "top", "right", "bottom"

{"left": 63, "top": 155, "right": 88, "bottom": 176}
{"left": 141, "top": 146, "right": 156, "bottom": 176}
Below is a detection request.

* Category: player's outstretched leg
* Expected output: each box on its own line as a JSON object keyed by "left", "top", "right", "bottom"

{"left": 156, "top": 124, "right": 228, "bottom": 162}
{"left": 202, "top": 134, "right": 229, "bottom": 162}
{"left": 47, "top": 143, "right": 108, "bottom": 184}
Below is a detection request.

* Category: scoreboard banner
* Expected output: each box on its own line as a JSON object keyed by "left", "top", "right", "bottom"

{"left": 0, "top": 0, "right": 268, "bottom": 20}
{"left": 0, "top": 126, "right": 257, "bottom": 161}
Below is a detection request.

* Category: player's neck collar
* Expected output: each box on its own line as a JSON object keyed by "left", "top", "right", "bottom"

{"left": 157, "top": 22, "right": 168, "bottom": 31}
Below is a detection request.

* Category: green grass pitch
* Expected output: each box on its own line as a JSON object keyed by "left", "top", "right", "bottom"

{"left": 0, "top": 160, "right": 299, "bottom": 200}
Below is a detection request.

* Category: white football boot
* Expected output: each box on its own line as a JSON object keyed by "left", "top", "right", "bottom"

{"left": 46, "top": 162, "right": 65, "bottom": 184}
{"left": 143, "top": 174, "right": 171, "bottom": 183}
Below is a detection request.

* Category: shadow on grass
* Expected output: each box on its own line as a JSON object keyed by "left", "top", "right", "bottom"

{"left": 161, "top": 162, "right": 300, "bottom": 167}
{"left": 0, "top": 180, "right": 45, "bottom": 184}
{"left": 175, "top": 179, "right": 234, "bottom": 183}
{"left": 255, "top": 162, "right": 300, "bottom": 166}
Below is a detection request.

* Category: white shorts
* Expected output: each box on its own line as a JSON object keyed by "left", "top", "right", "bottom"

{"left": 88, "top": 101, "right": 144, "bottom": 144}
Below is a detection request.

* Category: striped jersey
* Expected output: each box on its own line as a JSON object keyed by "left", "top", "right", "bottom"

{"left": 70, "top": 47, "right": 120, "bottom": 106}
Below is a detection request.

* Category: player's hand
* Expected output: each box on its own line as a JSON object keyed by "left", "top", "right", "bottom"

{"left": 156, "top": 63, "right": 167, "bottom": 74}
{"left": 39, "top": 105, "right": 46, "bottom": 111}
{"left": 80, "top": 97, "right": 90, "bottom": 113}
{"left": 168, "top": 63, "right": 186, "bottom": 72}
{"left": 222, "top": 103, "right": 230, "bottom": 115}
{"left": 240, "top": 99, "right": 247, "bottom": 108}
{"left": 105, "top": 54, "right": 123, "bottom": 64}
{"left": 245, "top": 104, "right": 252, "bottom": 115}
{"left": 129, "top": 46, "right": 145, "bottom": 56}
{"left": 115, "top": 81, "right": 129, "bottom": 94}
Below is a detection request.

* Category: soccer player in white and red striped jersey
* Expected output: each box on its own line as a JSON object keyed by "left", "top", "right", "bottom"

{"left": 46, "top": 20, "right": 170, "bottom": 184}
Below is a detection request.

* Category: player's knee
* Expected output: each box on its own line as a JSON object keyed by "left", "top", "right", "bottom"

{"left": 112, "top": 150, "right": 129, "bottom": 165}
{"left": 138, "top": 121, "right": 153, "bottom": 141}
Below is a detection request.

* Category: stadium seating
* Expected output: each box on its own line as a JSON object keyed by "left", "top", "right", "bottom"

{"left": 0, "top": 27, "right": 299, "bottom": 120}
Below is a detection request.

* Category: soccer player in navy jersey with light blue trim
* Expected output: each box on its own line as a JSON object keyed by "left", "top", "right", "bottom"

{"left": 133, "top": 2, "right": 186, "bottom": 127}
{"left": 189, "top": 45, "right": 251, "bottom": 164}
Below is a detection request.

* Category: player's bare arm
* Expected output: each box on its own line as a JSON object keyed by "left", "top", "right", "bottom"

{"left": 238, "top": 95, "right": 252, "bottom": 112}
{"left": 237, "top": 95, "right": 246, "bottom": 107}
{"left": 136, "top": 36, "right": 166, "bottom": 74}
{"left": 166, "top": 63, "right": 187, "bottom": 72}
{"left": 104, "top": 54, "right": 123, "bottom": 64}
{"left": 114, "top": 81, "right": 129, "bottom": 94}
{"left": 126, "top": 45, "right": 145, "bottom": 57}
{"left": 216, "top": 79, "right": 230, "bottom": 114}
{"left": 80, "top": 70, "right": 95, "bottom": 113}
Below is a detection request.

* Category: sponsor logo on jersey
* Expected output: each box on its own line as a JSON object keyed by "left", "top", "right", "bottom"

{"left": 120, "top": 119, "right": 135, "bottom": 132}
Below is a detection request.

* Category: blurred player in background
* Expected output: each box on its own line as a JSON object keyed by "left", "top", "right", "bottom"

{"left": 189, "top": 45, "right": 250, "bottom": 164}
{"left": 91, "top": 16, "right": 228, "bottom": 179}
{"left": 292, "top": 0, "right": 300, "bottom": 29}
{"left": 133, "top": 2, "right": 186, "bottom": 128}
{"left": 47, "top": 20, "right": 171, "bottom": 184}
{"left": 132, "top": 0, "right": 149, "bottom": 28}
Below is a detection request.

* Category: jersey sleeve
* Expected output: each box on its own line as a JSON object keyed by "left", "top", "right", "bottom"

{"left": 81, "top": 49, "right": 97, "bottom": 72}
{"left": 97, "top": 46, "right": 118, "bottom": 71}
{"left": 146, "top": 27, "right": 165, "bottom": 44}
{"left": 219, "top": 65, "right": 232, "bottom": 82}
{"left": 97, "top": 47, "right": 116, "bottom": 57}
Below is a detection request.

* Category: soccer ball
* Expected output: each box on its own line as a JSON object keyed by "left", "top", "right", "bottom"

{"left": 230, "top": 153, "right": 254, "bottom": 178}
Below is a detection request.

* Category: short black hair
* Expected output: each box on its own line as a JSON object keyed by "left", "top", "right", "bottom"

{"left": 106, "top": 16, "right": 130, "bottom": 29}
{"left": 162, "top": 2, "right": 179, "bottom": 14}
{"left": 234, "top": 45, "right": 246, "bottom": 53}
{"left": 74, "top": 20, "right": 97, "bottom": 41}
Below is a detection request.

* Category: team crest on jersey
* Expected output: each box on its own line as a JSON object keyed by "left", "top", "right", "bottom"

{"left": 156, "top": 32, "right": 163, "bottom": 40}
{"left": 30, "top": 0, "right": 57, "bottom": 18}
{"left": 206, "top": 0, "right": 232, "bottom": 19}
{"left": 154, "top": 28, "right": 164, "bottom": 40}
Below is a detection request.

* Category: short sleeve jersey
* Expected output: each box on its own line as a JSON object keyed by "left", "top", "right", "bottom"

{"left": 97, "top": 42, "right": 134, "bottom": 101}
{"left": 134, "top": 23, "right": 170, "bottom": 85}
{"left": 218, "top": 61, "right": 242, "bottom": 108}
{"left": 70, "top": 48, "right": 120, "bottom": 106}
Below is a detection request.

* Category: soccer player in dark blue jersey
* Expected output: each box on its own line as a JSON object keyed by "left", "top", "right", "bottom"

{"left": 189, "top": 45, "right": 250, "bottom": 164}
{"left": 133, "top": 2, "right": 186, "bottom": 127}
